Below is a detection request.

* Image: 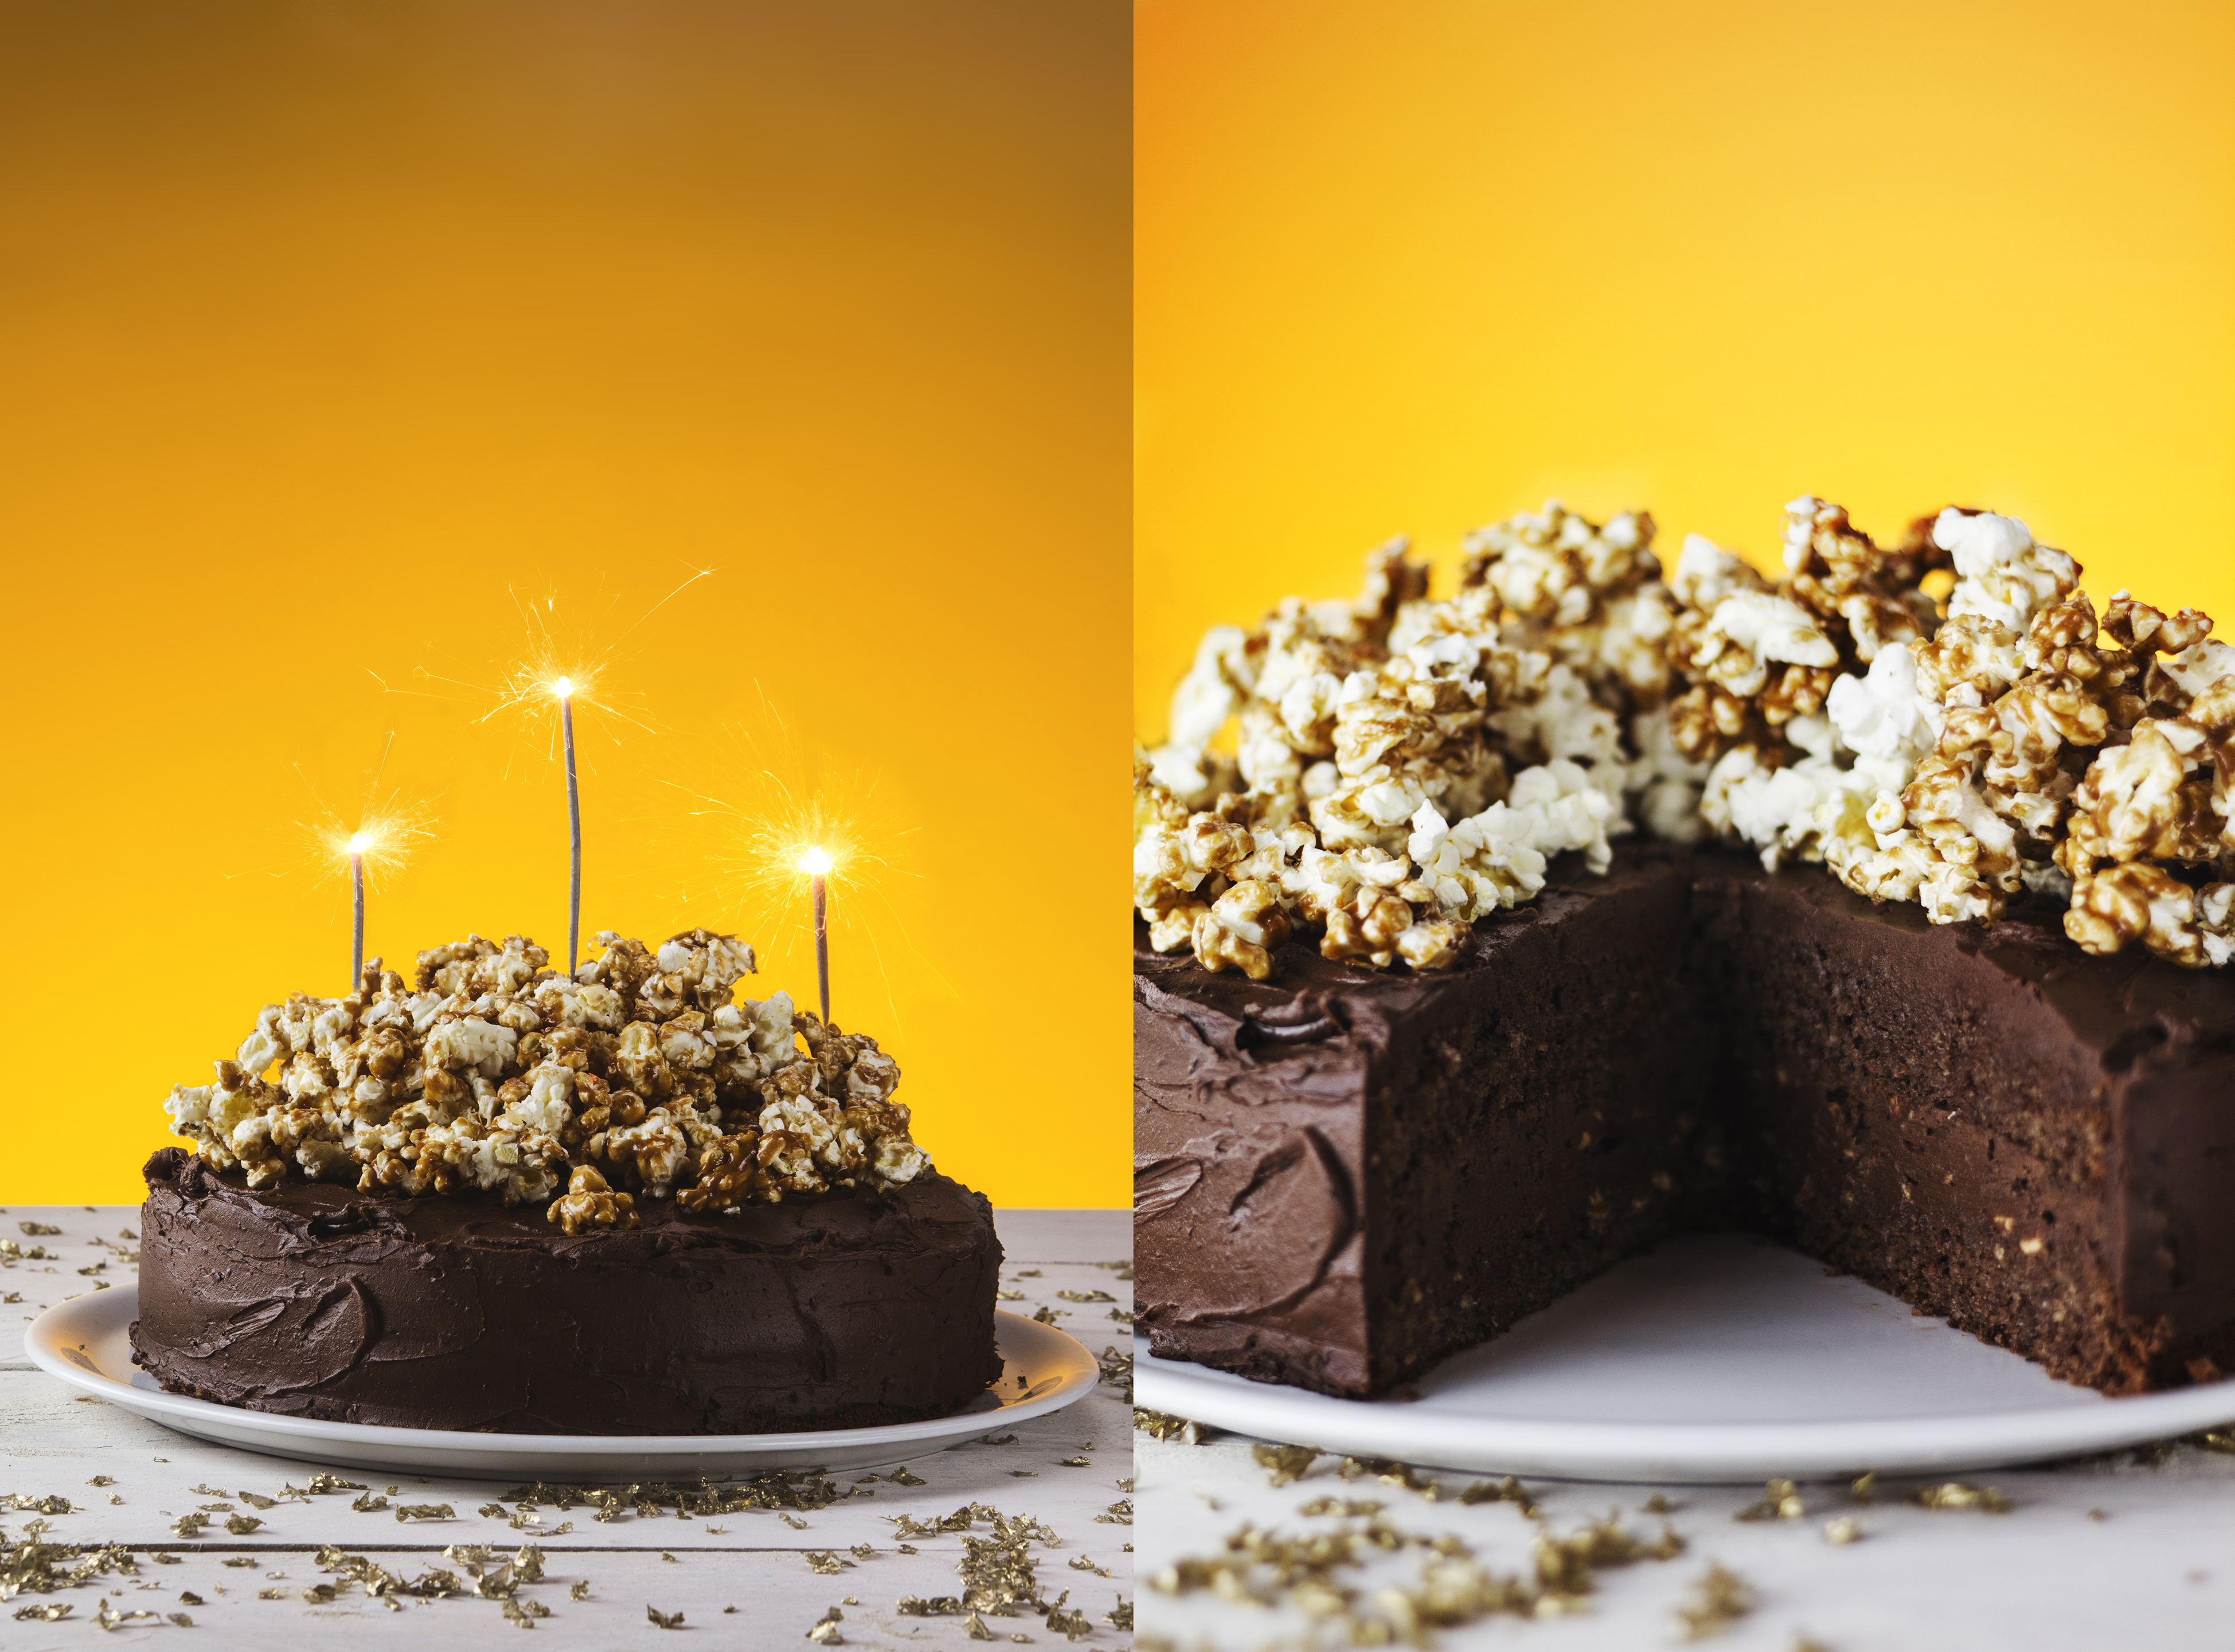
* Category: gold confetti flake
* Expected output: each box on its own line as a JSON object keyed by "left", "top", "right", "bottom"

{"left": 1031, "top": 1305, "right": 1065, "bottom": 1325}
{"left": 1673, "top": 1563, "right": 1754, "bottom": 1639}
{"left": 306, "top": 1473, "right": 368, "bottom": 1493}
{"left": 168, "top": 1613, "right": 194, "bottom": 1628}
{"left": 648, "top": 1605, "right": 685, "bottom": 1628}
{"left": 85, "top": 1476, "right": 114, "bottom": 1488}
{"left": 178, "top": 1592, "right": 204, "bottom": 1606}
{"left": 12, "top": 1603, "right": 72, "bottom": 1622}
{"left": 848, "top": 1544, "right": 874, "bottom": 1560}
{"left": 1056, "top": 1290, "right": 1115, "bottom": 1303}
{"left": 806, "top": 1551, "right": 851, "bottom": 1574}
{"left": 1912, "top": 1482, "right": 2011, "bottom": 1513}
{"left": 1824, "top": 1517, "right": 1862, "bottom": 1545}
{"left": 1132, "top": 1408, "right": 1198, "bottom": 1443}
{"left": 1733, "top": 1479, "right": 1804, "bottom": 1521}
{"left": 1056, "top": 1457, "right": 1092, "bottom": 1469}
{"left": 19, "top": 1222, "right": 60, "bottom": 1235}
{"left": 351, "top": 1490, "right": 390, "bottom": 1512}
{"left": 996, "top": 1289, "right": 1025, "bottom": 1301}
{"left": 395, "top": 1504, "right": 456, "bottom": 1522}
{"left": 569, "top": 1579, "right": 591, "bottom": 1600}
{"left": 1252, "top": 1444, "right": 1321, "bottom": 1487}
{"left": 1850, "top": 1471, "right": 1878, "bottom": 1502}
{"left": 224, "top": 1514, "right": 264, "bottom": 1535}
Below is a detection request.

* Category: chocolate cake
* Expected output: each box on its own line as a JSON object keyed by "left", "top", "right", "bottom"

{"left": 1135, "top": 845, "right": 2235, "bottom": 1398}
{"left": 134, "top": 1148, "right": 1002, "bottom": 1434}
{"left": 139, "top": 926, "right": 1005, "bottom": 1434}
{"left": 1134, "top": 494, "right": 2235, "bottom": 1399}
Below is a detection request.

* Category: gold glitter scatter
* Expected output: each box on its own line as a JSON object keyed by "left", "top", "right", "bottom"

{"left": 224, "top": 1514, "right": 264, "bottom": 1535}
{"left": 1251, "top": 1444, "right": 1320, "bottom": 1487}
{"left": 258, "top": 1587, "right": 290, "bottom": 1600}
{"left": 1097, "top": 1346, "right": 1134, "bottom": 1397}
{"left": 151, "top": 1554, "right": 181, "bottom": 1565}
{"left": 479, "top": 1502, "right": 509, "bottom": 1519}
{"left": 1824, "top": 1516, "right": 1863, "bottom": 1545}
{"left": 237, "top": 1490, "right": 279, "bottom": 1509}
{"left": 1067, "top": 1556, "right": 1111, "bottom": 1577}
{"left": 396, "top": 1504, "right": 456, "bottom": 1522}
{"left": 1734, "top": 1479, "right": 1805, "bottom": 1521}
{"left": 648, "top": 1605, "right": 685, "bottom": 1628}
{"left": 13, "top": 1602, "right": 72, "bottom": 1622}
{"left": 1109, "top": 1308, "right": 1136, "bottom": 1325}
{"left": 168, "top": 1613, "right": 193, "bottom": 1627}
{"left": 19, "top": 1222, "right": 60, "bottom": 1235}
{"left": 84, "top": 1477, "right": 114, "bottom": 1488}
{"left": 888, "top": 1468, "right": 927, "bottom": 1487}
{"left": 1458, "top": 1476, "right": 1540, "bottom": 1518}
{"left": 222, "top": 1557, "right": 259, "bottom": 1568}
{"left": 660, "top": 1552, "right": 677, "bottom": 1563}
{"left": 849, "top": 1544, "right": 875, "bottom": 1560}
{"left": 1, "top": 1493, "right": 72, "bottom": 1514}
{"left": 1298, "top": 1497, "right": 1384, "bottom": 1517}
{"left": 178, "top": 1592, "right": 204, "bottom": 1606}
{"left": 1850, "top": 1470, "right": 1878, "bottom": 1502}
{"left": 570, "top": 1580, "right": 591, "bottom": 1600}
{"left": 189, "top": 1483, "right": 225, "bottom": 1496}
{"left": 808, "top": 1605, "right": 846, "bottom": 1643}
{"left": 1096, "top": 1500, "right": 1133, "bottom": 1526}
{"left": 964, "top": 1611, "right": 995, "bottom": 1640}
{"left": 1031, "top": 1305, "right": 1065, "bottom": 1325}
{"left": 781, "top": 1514, "right": 812, "bottom": 1530}
{"left": 306, "top": 1472, "right": 368, "bottom": 1493}
{"left": 806, "top": 1552, "right": 850, "bottom": 1574}
{"left": 1, "top": 1293, "right": 18, "bottom": 1304}
{"left": 996, "top": 1289, "right": 1025, "bottom": 1301}
{"left": 1133, "top": 1408, "right": 1201, "bottom": 1444}
{"left": 106, "top": 1496, "right": 120, "bottom": 1506}
{"left": 352, "top": 1490, "right": 390, "bottom": 1512}
{"left": 1057, "top": 1457, "right": 1092, "bottom": 1469}
{"left": 302, "top": 1583, "right": 339, "bottom": 1603}
{"left": 197, "top": 1501, "right": 236, "bottom": 1513}
{"left": 1673, "top": 1563, "right": 1755, "bottom": 1639}
{"left": 1105, "top": 1598, "right": 1132, "bottom": 1630}
{"left": 1057, "top": 1290, "right": 1115, "bottom": 1303}
{"left": 1911, "top": 1482, "right": 2011, "bottom": 1513}
{"left": 503, "top": 1596, "right": 551, "bottom": 1627}
{"left": 169, "top": 1513, "right": 206, "bottom": 1538}
{"left": 898, "top": 1544, "right": 919, "bottom": 1555}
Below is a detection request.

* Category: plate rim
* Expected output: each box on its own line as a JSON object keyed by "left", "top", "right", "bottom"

{"left": 1135, "top": 1338, "right": 2235, "bottom": 1484}
{"left": 26, "top": 1285, "right": 1099, "bottom": 1461}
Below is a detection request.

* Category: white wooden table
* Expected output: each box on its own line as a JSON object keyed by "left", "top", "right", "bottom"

{"left": 1136, "top": 1407, "right": 2235, "bottom": 1649}
{"left": 2, "top": 1204, "right": 1132, "bottom": 1647}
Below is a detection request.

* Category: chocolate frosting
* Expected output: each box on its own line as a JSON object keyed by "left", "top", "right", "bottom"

{"left": 1136, "top": 846, "right": 2235, "bottom": 1398}
{"left": 131, "top": 1149, "right": 1003, "bottom": 1435}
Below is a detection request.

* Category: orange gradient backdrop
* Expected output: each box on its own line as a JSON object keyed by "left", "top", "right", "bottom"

{"left": 1, "top": 2, "right": 1128, "bottom": 1207}
{"left": 1136, "top": 0, "right": 2235, "bottom": 736}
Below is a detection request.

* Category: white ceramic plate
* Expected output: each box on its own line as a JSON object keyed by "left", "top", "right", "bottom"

{"left": 28, "top": 1291, "right": 1099, "bottom": 1479}
{"left": 1136, "top": 1233, "right": 2235, "bottom": 1484}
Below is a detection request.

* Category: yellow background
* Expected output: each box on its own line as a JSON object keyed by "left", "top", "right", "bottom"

{"left": 1, "top": 3, "right": 1128, "bottom": 1207}
{"left": 1136, "top": 0, "right": 2235, "bottom": 737}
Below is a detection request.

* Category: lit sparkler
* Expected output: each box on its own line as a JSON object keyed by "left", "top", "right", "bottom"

{"left": 308, "top": 798, "right": 439, "bottom": 993}
{"left": 432, "top": 573, "right": 710, "bottom": 974}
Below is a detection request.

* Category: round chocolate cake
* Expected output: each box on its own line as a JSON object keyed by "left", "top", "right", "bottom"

{"left": 134, "top": 1149, "right": 1002, "bottom": 1434}
{"left": 136, "top": 926, "right": 1002, "bottom": 1434}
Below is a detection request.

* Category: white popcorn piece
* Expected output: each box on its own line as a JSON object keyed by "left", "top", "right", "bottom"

{"left": 1934, "top": 508, "right": 2078, "bottom": 633}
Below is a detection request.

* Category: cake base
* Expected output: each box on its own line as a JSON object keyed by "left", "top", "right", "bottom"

{"left": 1135, "top": 847, "right": 2235, "bottom": 1399}
{"left": 132, "top": 1149, "right": 1004, "bottom": 1435}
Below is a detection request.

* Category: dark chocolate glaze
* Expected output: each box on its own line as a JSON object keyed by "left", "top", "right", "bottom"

{"left": 1135, "top": 845, "right": 2235, "bottom": 1399}
{"left": 132, "top": 1149, "right": 1003, "bottom": 1434}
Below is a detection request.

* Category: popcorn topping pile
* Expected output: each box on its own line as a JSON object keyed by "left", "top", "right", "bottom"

{"left": 164, "top": 930, "right": 928, "bottom": 1228}
{"left": 1136, "top": 499, "right": 2235, "bottom": 976}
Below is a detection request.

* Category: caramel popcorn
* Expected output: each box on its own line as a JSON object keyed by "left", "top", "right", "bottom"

{"left": 164, "top": 929, "right": 935, "bottom": 1207}
{"left": 1140, "top": 495, "right": 2235, "bottom": 973}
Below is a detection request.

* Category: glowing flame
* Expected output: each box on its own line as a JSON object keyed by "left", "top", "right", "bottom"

{"left": 798, "top": 845, "right": 834, "bottom": 877}
{"left": 552, "top": 676, "right": 575, "bottom": 699}
{"left": 310, "top": 800, "right": 439, "bottom": 888}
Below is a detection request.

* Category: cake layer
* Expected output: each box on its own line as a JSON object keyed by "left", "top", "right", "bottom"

{"left": 1134, "top": 848, "right": 2235, "bottom": 1398}
{"left": 132, "top": 1148, "right": 1004, "bottom": 1434}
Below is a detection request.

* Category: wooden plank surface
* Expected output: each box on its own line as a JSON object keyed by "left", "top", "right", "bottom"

{"left": 2, "top": 1203, "right": 1133, "bottom": 1648}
